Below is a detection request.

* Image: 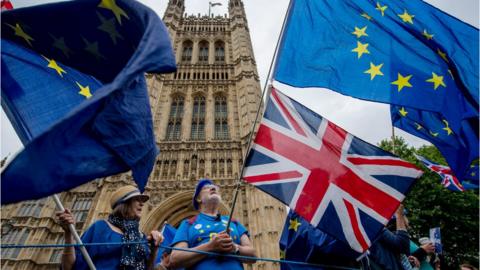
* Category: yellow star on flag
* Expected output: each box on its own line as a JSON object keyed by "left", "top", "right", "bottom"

{"left": 391, "top": 73, "right": 413, "bottom": 92}
{"left": 426, "top": 72, "right": 446, "bottom": 90}
{"left": 98, "top": 0, "right": 130, "bottom": 25}
{"left": 7, "top": 23, "right": 34, "bottom": 47}
{"left": 429, "top": 131, "right": 439, "bottom": 137}
{"left": 50, "top": 34, "right": 73, "bottom": 58}
{"left": 376, "top": 2, "right": 387, "bottom": 16}
{"left": 361, "top": 13, "right": 372, "bottom": 21}
{"left": 280, "top": 249, "right": 285, "bottom": 260}
{"left": 76, "top": 82, "right": 92, "bottom": 99}
{"left": 288, "top": 218, "right": 301, "bottom": 232}
{"left": 42, "top": 56, "right": 67, "bottom": 77}
{"left": 97, "top": 11, "right": 124, "bottom": 44}
{"left": 352, "top": 26, "right": 368, "bottom": 38}
{"left": 422, "top": 29, "right": 434, "bottom": 40}
{"left": 414, "top": 123, "right": 423, "bottom": 130}
{"left": 364, "top": 62, "right": 384, "bottom": 80}
{"left": 352, "top": 41, "right": 370, "bottom": 59}
{"left": 399, "top": 107, "right": 408, "bottom": 117}
{"left": 442, "top": 120, "right": 453, "bottom": 135}
{"left": 398, "top": 10, "right": 414, "bottom": 24}
{"left": 82, "top": 37, "right": 106, "bottom": 61}
{"left": 437, "top": 48, "right": 449, "bottom": 63}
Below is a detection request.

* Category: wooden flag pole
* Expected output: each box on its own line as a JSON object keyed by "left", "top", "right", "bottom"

{"left": 225, "top": 0, "right": 294, "bottom": 233}
{"left": 53, "top": 194, "right": 96, "bottom": 270}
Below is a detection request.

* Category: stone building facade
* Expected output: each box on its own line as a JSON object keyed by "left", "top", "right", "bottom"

{"left": 0, "top": 0, "right": 286, "bottom": 269}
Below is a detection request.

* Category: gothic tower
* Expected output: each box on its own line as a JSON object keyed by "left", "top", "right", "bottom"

{"left": 0, "top": 1, "right": 286, "bottom": 269}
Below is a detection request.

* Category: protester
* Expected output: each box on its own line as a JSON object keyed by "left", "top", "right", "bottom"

{"left": 56, "top": 185, "right": 163, "bottom": 270}
{"left": 170, "top": 179, "right": 256, "bottom": 269}
{"left": 409, "top": 237, "right": 439, "bottom": 270}
{"left": 368, "top": 204, "right": 411, "bottom": 270}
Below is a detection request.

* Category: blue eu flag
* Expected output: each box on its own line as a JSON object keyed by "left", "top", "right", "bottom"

{"left": 155, "top": 224, "right": 177, "bottom": 265}
{"left": 392, "top": 106, "right": 479, "bottom": 186}
{"left": 274, "top": 0, "right": 478, "bottom": 185}
{"left": 1, "top": 0, "right": 176, "bottom": 204}
{"left": 279, "top": 210, "right": 361, "bottom": 270}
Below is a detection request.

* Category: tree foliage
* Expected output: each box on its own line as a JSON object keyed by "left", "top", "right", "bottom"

{"left": 379, "top": 136, "right": 479, "bottom": 267}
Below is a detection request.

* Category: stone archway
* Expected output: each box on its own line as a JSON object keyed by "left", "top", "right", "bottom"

{"left": 141, "top": 190, "right": 230, "bottom": 232}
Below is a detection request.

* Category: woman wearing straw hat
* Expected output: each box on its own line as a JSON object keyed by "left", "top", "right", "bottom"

{"left": 56, "top": 185, "right": 164, "bottom": 270}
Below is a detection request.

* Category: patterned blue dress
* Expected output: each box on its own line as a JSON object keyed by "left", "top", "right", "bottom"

{"left": 74, "top": 220, "right": 150, "bottom": 269}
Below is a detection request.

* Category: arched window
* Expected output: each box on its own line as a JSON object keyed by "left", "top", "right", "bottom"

{"left": 182, "top": 40, "right": 193, "bottom": 62}
{"left": 169, "top": 160, "right": 177, "bottom": 178}
{"left": 162, "top": 161, "right": 169, "bottom": 177}
{"left": 191, "top": 155, "right": 198, "bottom": 174}
{"left": 72, "top": 196, "right": 93, "bottom": 230}
{"left": 211, "top": 159, "right": 217, "bottom": 177}
{"left": 219, "top": 159, "right": 225, "bottom": 176}
{"left": 199, "top": 159, "right": 205, "bottom": 177}
{"left": 227, "top": 159, "right": 232, "bottom": 176}
{"left": 215, "top": 41, "right": 225, "bottom": 62}
{"left": 214, "top": 96, "right": 229, "bottom": 139}
{"left": 191, "top": 96, "right": 205, "bottom": 140}
{"left": 166, "top": 96, "right": 184, "bottom": 140}
{"left": 183, "top": 160, "right": 190, "bottom": 178}
{"left": 198, "top": 40, "right": 209, "bottom": 63}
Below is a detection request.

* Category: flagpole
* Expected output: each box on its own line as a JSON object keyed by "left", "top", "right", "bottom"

{"left": 6, "top": 143, "right": 97, "bottom": 269}
{"left": 225, "top": 0, "right": 294, "bottom": 233}
{"left": 53, "top": 195, "right": 97, "bottom": 270}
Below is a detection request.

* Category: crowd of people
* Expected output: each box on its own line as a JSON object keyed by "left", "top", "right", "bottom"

{"left": 56, "top": 179, "right": 255, "bottom": 270}
{"left": 56, "top": 179, "right": 477, "bottom": 270}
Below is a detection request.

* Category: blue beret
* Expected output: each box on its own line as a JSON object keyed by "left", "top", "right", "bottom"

{"left": 193, "top": 178, "right": 213, "bottom": 210}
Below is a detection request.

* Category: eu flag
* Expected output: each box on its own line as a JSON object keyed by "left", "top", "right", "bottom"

{"left": 1, "top": 0, "right": 176, "bottom": 204}
{"left": 279, "top": 210, "right": 360, "bottom": 270}
{"left": 393, "top": 106, "right": 479, "bottom": 186}
{"left": 155, "top": 224, "right": 177, "bottom": 265}
{"left": 274, "top": 0, "right": 479, "bottom": 185}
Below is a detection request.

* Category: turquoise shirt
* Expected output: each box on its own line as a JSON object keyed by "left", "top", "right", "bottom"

{"left": 172, "top": 213, "right": 249, "bottom": 270}
{"left": 409, "top": 241, "right": 434, "bottom": 270}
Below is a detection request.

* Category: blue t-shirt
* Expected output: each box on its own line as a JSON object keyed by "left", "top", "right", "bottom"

{"left": 74, "top": 220, "right": 150, "bottom": 270}
{"left": 171, "top": 213, "right": 249, "bottom": 270}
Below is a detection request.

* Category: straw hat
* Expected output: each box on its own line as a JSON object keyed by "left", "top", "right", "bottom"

{"left": 110, "top": 185, "right": 149, "bottom": 209}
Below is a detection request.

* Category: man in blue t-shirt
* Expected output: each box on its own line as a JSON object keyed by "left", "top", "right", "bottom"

{"left": 170, "top": 179, "right": 256, "bottom": 270}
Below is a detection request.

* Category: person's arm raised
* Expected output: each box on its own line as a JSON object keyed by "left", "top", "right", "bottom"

{"left": 55, "top": 209, "right": 76, "bottom": 270}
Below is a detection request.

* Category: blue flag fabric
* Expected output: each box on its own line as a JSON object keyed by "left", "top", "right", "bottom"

{"left": 155, "top": 224, "right": 177, "bottom": 265}
{"left": 1, "top": 0, "right": 176, "bottom": 204}
{"left": 279, "top": 210, "right": 360, "bottom": 270}
{"left": 274, "top": 0, "right": 479, "bottom": 186}
{"left": 274, "top": 0, "right": 478, "bottom": 110}
{"left": 392, "top": 105, "right": 479, "bottom": 185}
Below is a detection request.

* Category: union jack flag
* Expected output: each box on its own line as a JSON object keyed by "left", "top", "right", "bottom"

{"left": 243, "top": 88, "right": 423, "bottom": 252}
{"left": 414, "top": 154, "right": 465, "bottom": 192}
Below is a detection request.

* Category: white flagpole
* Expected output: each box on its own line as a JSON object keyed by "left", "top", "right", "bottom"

{"left": 53, "top": 194, "right": 96, "bottom": 270}
{"left": 225, "top": 0, "right": 294, "bottom": 232}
